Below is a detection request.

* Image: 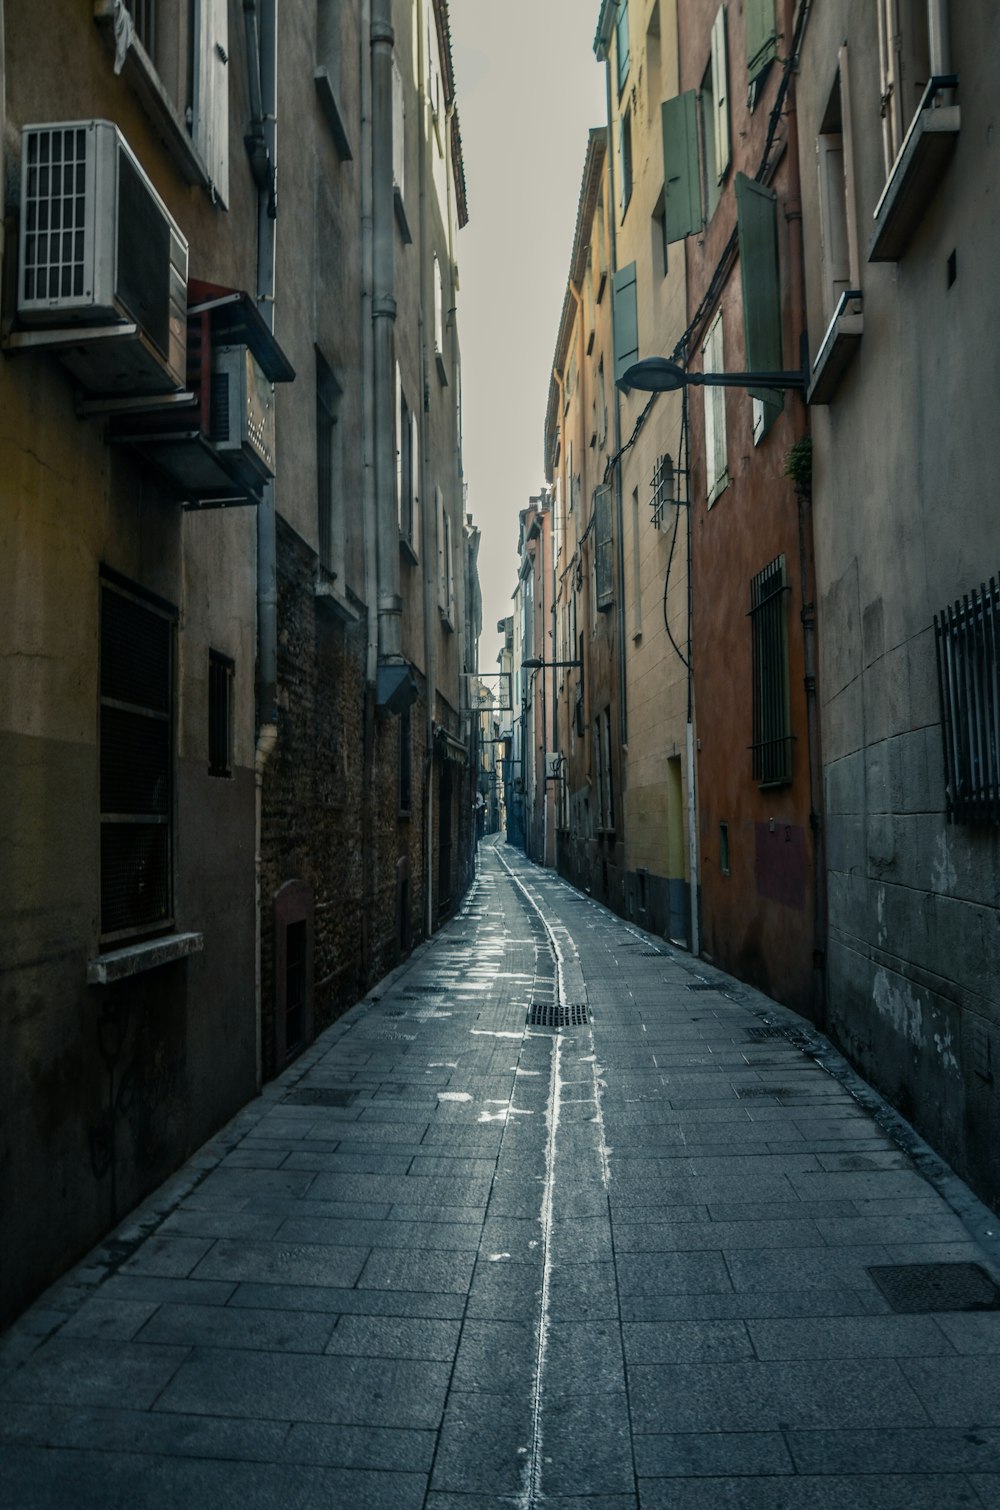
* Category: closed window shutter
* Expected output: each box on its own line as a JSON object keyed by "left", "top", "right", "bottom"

{"left": 703, "top": 311, "right": 727, "bottom": 500}
{"left": 392, "top": 55, "right": 405, "bottom": 195}
{"left": 594, "top": 485, "right": 614, "bottom": 611}
{"left": 735, "top": 172, "right": 783, "bottom": 407}
{"left": 616, "top": 0, "right": 630, "bottom": 94}
{"left": 612, "top": 262, "right": 638, "bottom": 384}
{"left": 745, "top": 0, "right": 776, "bottom": 85}
{"left": 711, "top": 7, "right": 730, "bottom": 184}
{"left": 193, "top": 0, "right": 229, "bottom": 206}
{"left": 661, "top": 91, "right": 700, "bottom": 243}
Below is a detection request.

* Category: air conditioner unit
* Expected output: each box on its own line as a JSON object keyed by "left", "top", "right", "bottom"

{"left": 209, "top": 344, "right": 275, "bottom": 485}
{"left": 17, "top": 120, "right": 188, "bottom": 393}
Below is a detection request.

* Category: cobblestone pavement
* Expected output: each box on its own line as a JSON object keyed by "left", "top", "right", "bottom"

{"left": 4, "top": 838, "right": 1000, "bottom": 1508}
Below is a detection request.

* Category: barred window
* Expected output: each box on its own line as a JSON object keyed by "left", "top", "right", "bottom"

{"left": 650, "top": 453, "right": 673, "bottom": 529}
{"left": 750, "top": 555, "right": 793, "bottom": 786}
{"left": 125, "top": 0, "right": 158, "bottom": 64}
{"left": 595, "top": 484, "right": 614, "bottom": 611}
{"left": 935, "top": 576, "right": 1000, "bottom": 824}
{"left": 100, "top": 576, "right": 174, "bottom": 942}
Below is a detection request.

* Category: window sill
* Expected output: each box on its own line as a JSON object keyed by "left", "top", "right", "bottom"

{"left": 439, "top": 608, "right": 455, "bottom": 633}
{"left": 88, "top": 931, "right": 204, "bottom": 986}
{"left": 435, "top": 351, "right": 449, "bottom": 386}
{"left": 808, "top": 291, "right": 863, "bottom": 405}
{"left": 93, "top": 1, "right": 214, "bottom": 196}
{"left": 706, "top": 472, "right": 730, "bottom": 509}
{"left": 315, "top": 570, "right": 362, "bottom": 623}
{"left": 314, "top": 68, "right": 353, "bottom": 161}
{"left": 399, "top": 534, "right": 419, "bottom": 565}
{"left": 869, "top": 80, "right": 960, "bottom": 262}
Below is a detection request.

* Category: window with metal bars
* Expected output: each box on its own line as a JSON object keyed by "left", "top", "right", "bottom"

{"left": 125, "top": 0, "right": 158, "bottom": 64}
{"left": 935, "top": 576, "right": 1000, "bottom": 824}
{"left": 208, "top": 651, "right": 234, "bottom": 778}
{"left": 749, "top": 555, "right": 793, "bottom": 786}
{"left": 650, "top": 453, "right": 674, "bottom": 528}
{"left": 99, "top": 576, "right": 174, "bottom": 942}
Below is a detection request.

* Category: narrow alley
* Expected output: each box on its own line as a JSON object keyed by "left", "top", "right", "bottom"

{"left": 3, "top": 839, "right": 1000, "bottom": 1508}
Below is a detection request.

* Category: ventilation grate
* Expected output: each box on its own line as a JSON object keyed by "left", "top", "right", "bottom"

{"left": 527, "top": 1003, "right": 590, "bottom": 1028}
{"left": 640, "top": 949, "right": 666, "bottom": 957}
{"left": 868, "top": 1263, "right": 1000, "bottom": 1314}
{"left": 282, "top": 1087, "right": 358, "bottom": 1107}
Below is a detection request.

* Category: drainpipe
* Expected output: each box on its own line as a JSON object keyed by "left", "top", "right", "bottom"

{"left": 358, "top": 0, "right": 378, "bottom": 975}
{"left": 248, "top": 0, "right": 278, "bottom": 1090}
{"left": 784, "top": 78, "right": 826, "bottom": 1026}
{"left": 0, "top": 0, "right": 6, "bottom": 281}
{"left": 601, "top": 55, "right": 628, "bottom": 753}
{"left": 371, "top": 0, "right": 401, "bottom": 664}
{"left": 417, "top": 11, "right": 436, "bottom": 941}
{"left": 681, "top": 381, "right": 700, "bottom": 959}
{"left": 928, "top": 0, "right": 951, "bottom": 80}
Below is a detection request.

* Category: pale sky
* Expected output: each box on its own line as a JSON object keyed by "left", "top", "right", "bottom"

{"left": 449, "top": 1, "right": 607, "bottom": 672}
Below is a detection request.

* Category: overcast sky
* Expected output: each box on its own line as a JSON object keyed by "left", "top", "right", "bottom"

{"left": 449, "top": 1, "right": 607, "bottom": 672}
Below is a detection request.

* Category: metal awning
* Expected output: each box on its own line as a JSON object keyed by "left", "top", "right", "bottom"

{"left": 187, "top": 279, "right": 295, "bottom": 383}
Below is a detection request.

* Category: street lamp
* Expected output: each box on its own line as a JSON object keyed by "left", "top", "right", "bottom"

{"left": 617, "top": 357, "right": 806, "bottom": 393}
{"left": 521, "top": 656, "right": 583, "bottom": 669}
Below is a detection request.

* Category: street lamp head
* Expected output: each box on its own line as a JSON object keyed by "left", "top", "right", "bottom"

{"left": 617, "top": 357, "right": 688, "bottom": 393}
{"left": 618, "top": 357, "right": 806, "bottom": 394}
{"left": 521, "top": 656, "right": 582, "bottom": 670}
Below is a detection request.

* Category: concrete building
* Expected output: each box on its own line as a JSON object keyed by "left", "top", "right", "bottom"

{"left": 593, "top": 0, "right": 695, "bottom": 945}
{"left": 795, "top": 0, "right": 1000, "bottom": 1206}
{"left": 0, "top": 0, "right": 478, "bottom": 1326}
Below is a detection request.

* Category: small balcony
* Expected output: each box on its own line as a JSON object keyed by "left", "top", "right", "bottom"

{"left": 869, "top": 76, "right": 960, "bottom": 263}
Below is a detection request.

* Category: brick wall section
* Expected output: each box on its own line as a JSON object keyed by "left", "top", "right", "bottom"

{"left": 261, "top": 519, "right": 472, "bottom": 1082}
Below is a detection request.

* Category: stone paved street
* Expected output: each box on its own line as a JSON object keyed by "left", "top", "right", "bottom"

{"left": 4, "top": 839, "right": 1000, "bottom": 1508}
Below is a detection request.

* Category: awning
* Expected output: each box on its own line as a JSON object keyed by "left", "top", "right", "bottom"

{"left": 187, "top": 278, "right": 295, "bottom": 383}
{"left": 376, "top": 662, "right": 418, "bottom": 716}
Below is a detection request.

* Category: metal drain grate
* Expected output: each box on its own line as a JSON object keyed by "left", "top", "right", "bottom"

{"left": 640, "top": 949, "right": 666, "bottom": 957}
{"left": 527, "top": 1003, "right": 590, "bottom": 1028}
{"left": 735, "top": 1086, "right": 794, "bottom": 1099}
{"left": 282, "top": 1088, "right": 358, "bottom": 1107}
{"left": 744, "top": 1026, "right": 786, "bottom": 1042}
{"left": 686, "top": 982, "right": 722, "bottom": 992}
{"left": 867, "top": 1263, "right": 1000, "bottom": 1314}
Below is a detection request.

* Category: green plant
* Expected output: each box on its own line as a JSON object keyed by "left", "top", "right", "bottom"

{"left": 784, "top": 436, "right": 812, "bottom": 497}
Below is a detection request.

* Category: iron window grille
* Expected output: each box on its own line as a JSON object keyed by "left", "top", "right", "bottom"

{"left": 749, "top": 555, "right": 793, "bottom": 786}
{"left": 208, "top": 650, "right": 234, "bottom": 778}
{"left": 99, "top": 576, "right": 174, "bottom": 942}
{"left": 650, "top": 453, "right": 674, "bottom": 529}
{"left": 935, "top": 576, "right": 1000, "bottom": 824}
{"left": 125, "top": 0, "right": 157, "bottom": 64}
{"left": 595, "top": 484, "right": 614, "bottom": 611}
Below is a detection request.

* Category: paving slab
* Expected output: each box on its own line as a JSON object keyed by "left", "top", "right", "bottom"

{"left": 5, "top": 839, "right": 1000, "bottom": 1509}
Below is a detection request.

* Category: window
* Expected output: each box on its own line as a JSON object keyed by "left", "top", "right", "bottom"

{"left": 650, "top": 453, "right": 673, "bottom": 529}
{"left": 877, "top": 0, "right": 930, "bottom": 176}
{"left": 631, "top": 487, "right": 642, "bottom": 638}
{"left": 615, "top": 0, "right": 630, "bottom": 96}
{"left": 395, "top": 365, "right": 419, "bottom": 557}
{"left": 700, "top": 59, "right": 721, "bottom": 223}
{"left": 315, "top": 0, "right": 351, "bottom": 159}
{"left": 595, "top": 191, "right": 608, "bottom": 300}
{"left": 392, "top": 52, "right": 406, "bottom": 198}
{"left": 317, "top": 351, "right": 344, "bottom": 578}
{"left": 703, "top": 6, "right": 730, "bottom": 216}
{"left": 103, "top": 0, "right": 230, "bottom": 203}
{"left": 817, "top": 55, "right": 860, "bottom": 325}
{"left": 99, "top": 575, "right": 174, "bottom": 943}
{"left": 619, "top": 106, "right": 633, "bottom": 216}
{"left": 208, "top": 651, "right": 233, "bottom": 778}
{"left": 702, "top": 308, "right": 728, "bottom": 504}
{"left": 720, "top": 821, "right": 731, "bottom": 875}
{"left": 597, "top": 358, "right": 608, "bottom": 449}
{"left": 434, "top": 255, "right": 448, "bottom": 381}
{"left": 595, "top": 484, "right": 614, "bottom": 612}
{"left": 645, "top": 1, "right": 662, "bottom": 122}
{"left": 736, "top": 172, "right": 783, "bottom": 442}
{"left": 745, "top": 0, "right": 777, "bottom": 88}
{"left": 651, "top": 189, "right": 668, "bottom": 279}
{"left": 399, "top": 703, "right": 413, "bottom": 815}
{"left": 437, "top": 487, "right": 454, "bottom": 625}
{"left": 612, "top": 260, "right": 638, "bottom": 384}
{"left": 934, "top": 575, "right": 1000, "bottom": 825}
{"left": 750, "top": 555, "right": 793, "bottom": 786}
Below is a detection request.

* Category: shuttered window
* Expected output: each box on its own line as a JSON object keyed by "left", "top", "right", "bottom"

{"left": 735, "top": 172, "right": 783, "bottom": 425}
{"left": 392, "top": 53, "right": 405, "bottom": 197}
{"left": 99, "top": 577, "right": 174, "bottom": 942}
{"left": 702, "top": 309, "right": 728, "bottom": 504}
{"left": 935, "top": 576, "right": 1000, "bottom": 825}
{"left": 661, "top": 91, "right": 700, "bottom": 243}
{"left": 710, "top": 7, "right": 730, "bottom": 186}
{"left": 612, "top": 261, "right": 638, "bottom": 384}
{"left": 619, "top": 108, "right": 634, "bottom": 216}
{"left": 208, "top": 651, "right": 234, "bottom": 778}
{"left": 750, "top": 556, "right": 793, "bottom": 786}
{"left": 595, "top": 484, "right": 614, "bottom": 612}
{"left": 745, "top": 0, "right": 777, "bottom": 85}
{"left": 193, "top": 0, "right": 229, "bottom": 206}
{"left": 616, "top": 0, "right": 630, "bottom": 95}
{"left": 438, "top": 488, "right": 454, "bottom": 624}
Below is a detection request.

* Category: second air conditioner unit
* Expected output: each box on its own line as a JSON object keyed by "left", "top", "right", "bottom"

{"left": 209, "top": 344, "right": 276, "bottom": 486}
{"left": 17, "top": 119, "right": 188, "bottom": 393}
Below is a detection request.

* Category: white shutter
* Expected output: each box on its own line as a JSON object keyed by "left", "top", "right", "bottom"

{"left": 395, "top": 363, "right": 403, "bottom": 529}
{"left": 193, "top": 0, "right": 229, "bottom": 206}
{"left": 703, "top": 309, "right": 727, "bottom": 502}
{"left": 392, "top": 53, "right": 405, "bottom": 196}
{"left": 711, "top": 6, "right": 730, "bottom": 184}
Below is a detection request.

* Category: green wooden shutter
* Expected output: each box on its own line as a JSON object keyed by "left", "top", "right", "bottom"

{"left": 745, "top": 0, "right": 776, "bottom": 84}
{"left": 661, "top": 91, "right": 700, "bottom": 243}
{"left": 595, "top": 485, "right": 614, "bottom": 611}
{"left": 616, "top": 0, "right": 630, "bottom": 94}
{"left": 735, "top": 172, "right": 783, "bottom": 406}
{"left": 612, "top": 262, "right": 638, "bottom": 384}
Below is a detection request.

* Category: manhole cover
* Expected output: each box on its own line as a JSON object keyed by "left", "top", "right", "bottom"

{"left": 744, "top": 1026, "right": 785, "bottom": 1042}
{"left": 527, "top": 1003, "right": 590, "bottom": 1028}
{"left": 868, "top": 1263, "right": 1000, "bottom": 1313}
{"left": 282, "top": 1088, "right": 358, "bottom": 1107}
